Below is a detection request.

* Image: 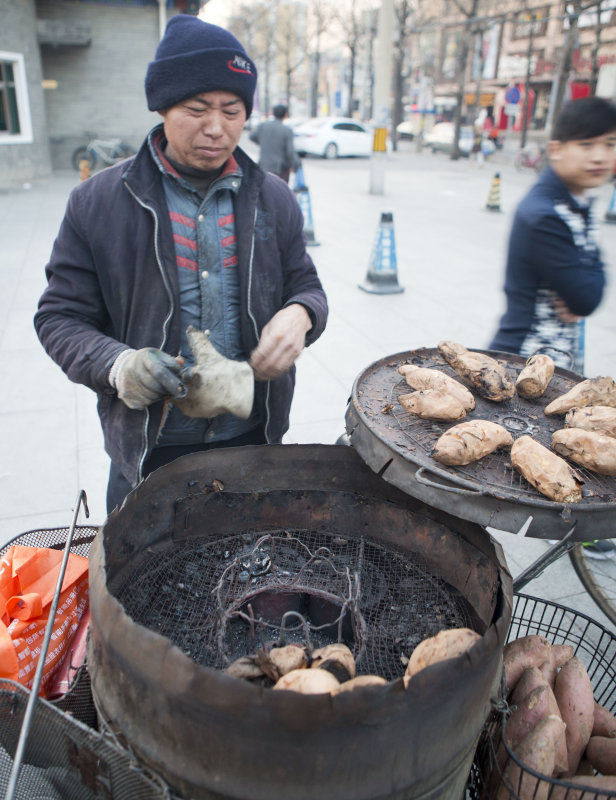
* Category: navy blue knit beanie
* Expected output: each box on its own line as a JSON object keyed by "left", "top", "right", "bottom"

{"left": 145, "top": 15, "right": 257, "bottom": 117}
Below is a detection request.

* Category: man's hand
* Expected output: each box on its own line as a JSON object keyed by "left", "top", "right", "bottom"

{"left": 554, "top": 298, "right": 583, "bottom": 323}
{"left": 113, "top": 348, "right": 185, "bottom": 410}
{"left": 249, "top": 304, "right": 312, "bottom": 381}
{"left": 174, "top": 327, "right": 254, "bottom": 419}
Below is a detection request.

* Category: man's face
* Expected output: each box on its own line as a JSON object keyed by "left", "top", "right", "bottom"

{"left": 159, "top": 90, "right": 247, "bottom": 171}
{"left": 548, "top": 131, "right": 616, "bottom": 194}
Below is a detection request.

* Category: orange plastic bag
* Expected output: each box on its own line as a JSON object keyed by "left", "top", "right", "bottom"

{"left": 0, "top": 545, "right": 88, "bottom": 695}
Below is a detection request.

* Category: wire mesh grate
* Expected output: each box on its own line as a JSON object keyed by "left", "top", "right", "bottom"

{"left": 112, "top": 528, "right": 476, "bottom": 681}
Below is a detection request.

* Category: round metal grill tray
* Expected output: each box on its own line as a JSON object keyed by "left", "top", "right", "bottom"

{"left": 113, "top": 527, "right": 474, "bottom": 681}
{"left": 346, "top": 347, "right": 616, "bottom": 540}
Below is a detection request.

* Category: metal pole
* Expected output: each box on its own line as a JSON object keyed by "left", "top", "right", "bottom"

{"left": 369, "top": 0, "right": 394, "bottom": 196}
{"left": 158, "top": 0, "right": 166, "bottom": 39}
{"left": 4, "top": 490, "right": 89, "bottom": 800}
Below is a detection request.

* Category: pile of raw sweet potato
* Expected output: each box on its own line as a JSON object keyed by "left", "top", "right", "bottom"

{"left": 495, "top": 633, "right": 616, "bottom": 797}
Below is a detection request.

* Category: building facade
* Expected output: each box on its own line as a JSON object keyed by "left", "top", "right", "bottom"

{"left": 1, "top": 0, "right": 196, "bottom": 188}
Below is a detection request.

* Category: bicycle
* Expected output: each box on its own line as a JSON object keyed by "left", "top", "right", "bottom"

{"left": 71, "top": 135, "right": 136, "bottom": 172}
{"left": 514, "top": 144, "right": 548, "bottom": 173}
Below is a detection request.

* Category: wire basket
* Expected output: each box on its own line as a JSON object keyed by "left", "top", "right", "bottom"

{"left": 0, "top": 678, "right": 175, "bottom": 799}
{"left": 0, "top": 526, "right": 98, "bottom": 727}
{"left": 468, "top": 593, "right": 616, "bottom": 799}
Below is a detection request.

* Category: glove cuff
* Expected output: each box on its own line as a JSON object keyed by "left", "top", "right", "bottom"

{"left": 108, "top": 349, "right": 136, "bottom": 390}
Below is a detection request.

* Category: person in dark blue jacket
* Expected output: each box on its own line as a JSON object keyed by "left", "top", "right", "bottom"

{"left": 490, "top": 96, "right": 616, "bottom": 374}
{"left": 34, "top": 16, "right": 328, "bottom": 512}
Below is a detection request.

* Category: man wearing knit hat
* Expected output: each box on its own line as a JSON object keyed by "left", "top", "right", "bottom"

{"left": 34, "top": 15, "right": 328, "bottom": 512}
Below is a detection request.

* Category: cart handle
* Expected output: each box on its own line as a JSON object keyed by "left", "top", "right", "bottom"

{"left": 415, "top": 466, "right": 487, "bottom": 497}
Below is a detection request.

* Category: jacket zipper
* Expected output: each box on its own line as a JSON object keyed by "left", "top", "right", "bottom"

{"left": 124, "top": 180, "right": 176, "bottom": 481}
{"left": 246, "top": 206, "right": 272, "bottom": 443}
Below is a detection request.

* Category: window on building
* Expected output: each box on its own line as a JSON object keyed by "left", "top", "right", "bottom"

{"left": 0, "top": 52, "right": 33, "bottom": 144}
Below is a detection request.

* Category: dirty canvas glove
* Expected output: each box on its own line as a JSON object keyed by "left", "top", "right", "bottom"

{"left": 111, "top": 348, "right": 186, "bottom": 410}
{"left": 173, "top": 326, "right": 254, "bottom": 420}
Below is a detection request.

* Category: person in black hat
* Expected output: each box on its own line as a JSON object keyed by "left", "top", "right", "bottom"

{"left": 249, "top": 103, "right": 301, "bottom": 183}
{"left": 34, "top": 15, "right": 328, "bottom": 513}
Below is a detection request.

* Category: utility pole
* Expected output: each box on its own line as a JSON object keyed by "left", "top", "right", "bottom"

{"left": 521, "top": 11, "right": 536, "bottom": 150}
{"left": 369, "top": 0, "right": 394, "bottom": 196}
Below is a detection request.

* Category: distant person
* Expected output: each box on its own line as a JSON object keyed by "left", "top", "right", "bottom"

{"left": 249, "top": 104, "right": 300, "bottom": 183}
{"left": 490, "top": 95, "right": 616, "bottom": 558}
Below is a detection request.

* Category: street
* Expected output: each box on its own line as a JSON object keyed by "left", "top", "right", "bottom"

{"left": 1, "top": 140, "right": 615, "bottom": 629}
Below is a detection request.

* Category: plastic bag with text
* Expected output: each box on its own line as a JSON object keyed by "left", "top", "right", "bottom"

{"left": 0, "top": 545, "right": 89, "bottom": 696}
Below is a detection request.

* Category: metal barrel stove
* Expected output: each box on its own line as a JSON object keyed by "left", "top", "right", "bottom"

{"left": 88, "top": 444, "right": 512, "bottom": 800}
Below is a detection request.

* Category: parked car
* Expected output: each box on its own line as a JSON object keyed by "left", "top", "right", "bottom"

{"left": 396, "top": 120, "right": 416, "bottom": 141}
{"left": 293, "top": 117, "right": 374, "bottom": 159}
{"left": 423, "top": 122, "right": 494, "bottom": 157}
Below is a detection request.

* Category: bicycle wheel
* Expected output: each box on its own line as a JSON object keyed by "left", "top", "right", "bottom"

{"left": 569, "top": 543, "right": 616, "bottom": 626}
{"left": 71, "top": 147, "right": 95, "bottom": 171}
{"left": 513, "top": 152, "right": 526, "bottom": 171}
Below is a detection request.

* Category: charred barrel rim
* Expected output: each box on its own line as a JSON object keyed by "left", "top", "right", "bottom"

{"left": 89, "top": 444, "right": 512, "bottom": 800}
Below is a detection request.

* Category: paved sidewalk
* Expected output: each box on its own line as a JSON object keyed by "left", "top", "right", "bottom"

{"left": 1, "top": 141, "right": 615, "bottom": 631}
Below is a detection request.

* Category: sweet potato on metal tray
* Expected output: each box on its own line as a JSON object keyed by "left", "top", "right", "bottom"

{"left": 516, "top": 354, "right": 555, "bottom": 399}
{"left": 398, "top": 389, "right": 466, "bottom": 421}
{"left": 397, "top": 364, "right": 476, "bottom": 410}
{"left": 510, "top": 435, "right": 583, "bottom": 504}
{"left": 554, "top": 655, "right": 595, "bottom": 776}
{"left": 544, "top": 376, "right": 616, "bottom": 416}
{"left": 432, "top": 420, "right": 513, "bottom": 466}
{"left": 565, "top": 406, "right": 616, "bottom": 439}
{"left": 437, "top": 341, "right": 515, "bottom": 401}
{"left": 552, "top": 428, "right": 616, "bottom": 477}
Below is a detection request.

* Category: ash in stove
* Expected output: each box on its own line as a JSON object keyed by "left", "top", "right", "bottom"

{"left": 112, "top": 529, "right": 475, "bottom": 681}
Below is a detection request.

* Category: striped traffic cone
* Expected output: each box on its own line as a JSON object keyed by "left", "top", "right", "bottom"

{"left": 294, "top": 186, "right": 320, "bottom": 246}
{"left": 605, "top": 183, "right": 616, "bottom": 224}
{"left": 359, "top": 212, "right": 404, "bottom": 294}
{"left": 486, "top": 172, "right": 501, "bottom": 212}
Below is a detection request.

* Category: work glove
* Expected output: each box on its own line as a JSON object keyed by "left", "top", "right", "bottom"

{"left": 173, "top": 326, "right": 254, "bottom": 420}
{"left": 111, "top": 348, "right": 186, "bottom": 410}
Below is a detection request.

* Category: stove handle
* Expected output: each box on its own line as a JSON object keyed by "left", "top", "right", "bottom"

{"left": 415, "top": 466, "right": 486, "bottom": 496}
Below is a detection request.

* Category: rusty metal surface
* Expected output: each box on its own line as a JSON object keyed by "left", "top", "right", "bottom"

{"left": 346, "top": 348, "right": 616, "bottom": 540}
{"left": 88, "top": 444, "right": 513, "bottom": 800}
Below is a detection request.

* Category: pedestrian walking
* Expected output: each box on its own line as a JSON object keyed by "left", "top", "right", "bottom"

{"left": 34, "top": 15, "right": 328, "bottom": 513}
{"left": 489, "top": 95, "right": 616, "bottom": 558}
{"left": 249, "top": 104, "right": 301, "bottom": 183}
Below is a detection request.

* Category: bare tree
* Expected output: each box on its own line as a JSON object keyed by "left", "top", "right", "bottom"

{"left": 446, "top": 0, "right": 483, "bottom": 159}
{"left": 391, "top": 0, "right": 416, "bottom": 151}
{"left": 275, "top": 4, "right": 309, "bottom": 109}
{"left": 333, "top": 0, "right": 368, "bottom": 118}
{"left": 307, "top": 0, "right": 335, "bottom": 117}
{"left": 588, "top": 0, "right": 612, "bottom": 93}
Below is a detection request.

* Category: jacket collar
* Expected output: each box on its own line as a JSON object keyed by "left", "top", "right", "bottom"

{"left": 539, "top": 166, "right": 594, "bottom": 212}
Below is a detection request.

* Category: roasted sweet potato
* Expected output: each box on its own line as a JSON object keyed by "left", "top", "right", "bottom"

{"left": 585, "top": 736, "right": 616, "bottom": 775}
{"left": 593, "top": 703, "right": 616, "bottom": 739}
{"left": 503, "top": 635, "right": 552, "bottom": 694}
{"left": 499, "top": 715, "right": 566, "bottom": 799}
{"left": 397, "top": 364, "right": 476, "bottom": 410}
{"left": 552, "top": 428, "right": 616, "bottom": 477}
{"left": 334, "top": 675, "right": 388, "bottom": 693}
{"left": 310, "top": 644, "right": 356, "bottom": 682}
{"left": 432, "top": 420, "right": 513, "bottom": 466}
{"left": 398, "top": 389, "right": 466, "bottom": 421}
{"left": 273, "top": 668, "right": 339, "bottom": 694}
{"left": 405, "top": 627, "right": 481, "bottom": 680}
{"left": 566, "top": 406, "right": 616, "bottom": 439}
{"left": 554, "top": 655, "right": 595, "bottom": 776}
{"left": 516, "top": 354, "right": 555, "bottom": 399}
{"left": 511, "top": 435, "right": 583, "bottom": 504}
{"left": 437, "top": 340, "right": 515, "bottom": 401}
{"left": 544, "top": 376, "right": 616, "bottom": 416}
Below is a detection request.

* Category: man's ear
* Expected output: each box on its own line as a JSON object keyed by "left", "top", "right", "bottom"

{"left": 547, "top": 140, "right": 561, "bottom": 161}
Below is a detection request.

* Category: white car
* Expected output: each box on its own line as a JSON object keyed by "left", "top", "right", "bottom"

{"left": 293, "top": 117, "right": 374, "bottom": 159}
{"left": 424, "top": 122, "right": 495, "bottom": 157}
